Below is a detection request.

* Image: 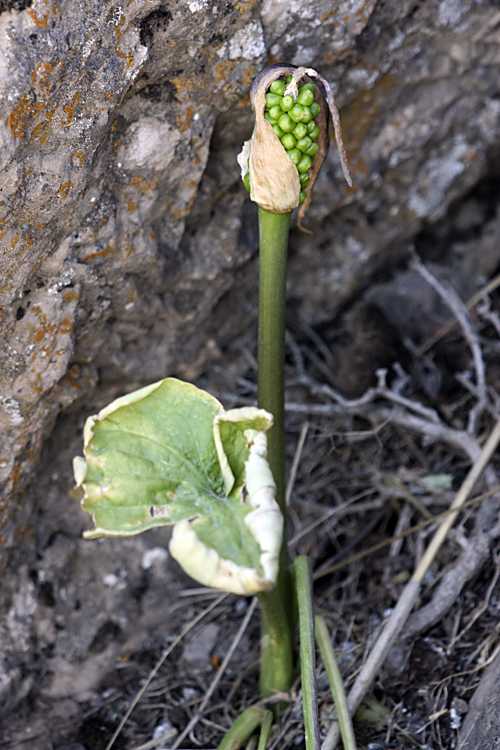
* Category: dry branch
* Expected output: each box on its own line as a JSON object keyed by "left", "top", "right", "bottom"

{"left": 321, "top": 419, "right": 500, "bottom": 750}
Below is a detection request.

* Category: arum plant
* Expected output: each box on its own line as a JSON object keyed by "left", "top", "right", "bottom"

{"left": 237, "top": 62, "right": 351, "bottom": 709}
{"left": 73, "top": 63, "right": 352, "bottom": 749}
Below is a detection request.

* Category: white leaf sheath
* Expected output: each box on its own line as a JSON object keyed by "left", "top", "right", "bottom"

{"left": 243, "top": 429, "right": 283, "bottom": 587}
{"left": 169, "top": 428, "right": 283, "bottom": 596}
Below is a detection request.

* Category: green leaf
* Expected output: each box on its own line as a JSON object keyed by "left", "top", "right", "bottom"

{"left": 73, "top": 378, "right": 283, "bottom": 595}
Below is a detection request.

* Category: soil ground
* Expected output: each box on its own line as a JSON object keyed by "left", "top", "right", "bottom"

{"left": 1, "top": 256, "right": 500, "bottom": 750}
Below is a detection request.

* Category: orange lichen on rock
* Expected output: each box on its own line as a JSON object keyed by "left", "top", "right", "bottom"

{"left": 58, "top": 181, "right": 73, "bottom": 199}
{"left": 10, "top": 165, "right": 35, "bottom": 202}
{"left": 9, "top": 466, "right": 23, "bottom": 490}
{"left": 32, "top": 106, "right": 60, "bottom": 144}
{"left": 9, "top": 58, "right": 62, "bottom": 143}
{"left": 214, "top": 61, "right": 235, "bottom": 85}
{"left": 124, "top": 199, "right": 138, "bottom": 213}
{"left": 355, "top": 0, "right": 370, "bottom": 15}
{"left": 27, "top": 5, "right": 48, "bottom": 27}
{"left": 81, "top": 248, "right": 108, "bottom": 263}
{"left": 184, "top": 180, "right": 199, "bottom": 216}
{"left": 235, "top": 0, "right": 259, "bottom": 12}
{"left": 33, "top": 372, "right": 43, "bottom": 394}
{"left": 32, "top": 60, "right": 53, "bottom": 108}
{"left": 241, "top": 65, "right": 257, "bottom": 88}
{"left": 61, "top": 92, "right": 82, "bottom": 126}
{"left": 109, "top": 6, "right": 134, "bottom": 68}
{"left": 172, "top": 75, "right": 205, "bottom": 96}
{"left": 58, "top": 317, "right": 74, "bottom": 335}
{"left": 27, "top": 0, "right": 61, "bottom": 27}
{"left": 73, "top": 151, "right": 87, "bottom": 167}
{"left": 115, "top": 40, "right": 134, "bottom": 67}
{"left": 63, "top": 290, "right": 79, "bottom": 304}
{"left": 31, "top": 122, "right": 46, "bottom": 140}
{"left": 125, "top": 175, "right": 160, "bottom": 194}
{"left": 62, "top": 372, "right": 83, "bottom": 392}
{"left": 321, "top": 8, "right": 338, "bottom": 21}
{"left": 29, "top": 306, "right": 75, "bottom": 372}
{"left": 123, "top": 241, "right": 135, "bottom": 257}
{"left": 32, "top": 61, "right": 53, "bottom": 92}
{"left": 176, "top": 107, "right": 194, "bottom": 133}
{"left": 238, "top": 92, "right": 251, "bottom": 108}
{"left": 8, "top": 95, "right": 41, "bottom": 141}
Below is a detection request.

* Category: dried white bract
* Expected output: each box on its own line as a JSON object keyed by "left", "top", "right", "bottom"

{"left": 238, "top": 63, "right": 351, "bottom": 226}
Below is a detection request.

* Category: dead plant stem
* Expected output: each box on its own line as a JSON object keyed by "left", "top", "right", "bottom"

{"left": 321, "top": 418, "right": 500, "bottom": 750}
{"left": 170, "top": 597, "right": 258, "bottom": 750}
{"left": 106, "top": 593, "right": 228, "bottom": 750}
{"left": 313, "top": 486, "right": 500, "bottom": 580}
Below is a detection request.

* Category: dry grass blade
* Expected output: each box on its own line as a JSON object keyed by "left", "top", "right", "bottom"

{"left": 169, "top": 597, "right": 258, "bottom": 750}
{"left": 321, "top": 418, "right": 500, "bottom": 750}
{"left": 105, "top": 593, "right": 228, "bottom": 750}
{"left": 412, "top": 420, "right": 500, "bottom": 582}
{"left": 414, "top": 270, "right": 500, "bottom": 358}
{"left": 447, "top": 551, "right": 500, "bottom": 652}
{"left": 411, "top": 257, "right": 487, "bottom": 433}
{"left": 313, "top": 486, "right": 500, "bottom": 580}
{"left": 286, "top": 421, "right": 309, "bottom": 506}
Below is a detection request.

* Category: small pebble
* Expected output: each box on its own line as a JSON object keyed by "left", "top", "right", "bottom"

{"left": 142, "top": 546, "right": 168, "bottom": 570}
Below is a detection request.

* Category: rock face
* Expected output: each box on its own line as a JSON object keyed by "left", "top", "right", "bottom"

{"left": 1, "top": 0, "right": 500, "bottom": 722}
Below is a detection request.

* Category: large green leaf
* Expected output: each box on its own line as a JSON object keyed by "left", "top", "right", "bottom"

{"left": 73, "top": 378, "right": 283, "bottom": 595}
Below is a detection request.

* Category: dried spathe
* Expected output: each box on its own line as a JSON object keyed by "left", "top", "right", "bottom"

{"left": 238, "top": 64, "right": 352, "bottom": 225}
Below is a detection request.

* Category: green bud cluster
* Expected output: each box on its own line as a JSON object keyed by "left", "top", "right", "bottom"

{"left": 243, "top": 77, "right": 321, "bottom": 202}
{"left": 263, "top": 77, "right": 321, "bottom": 204}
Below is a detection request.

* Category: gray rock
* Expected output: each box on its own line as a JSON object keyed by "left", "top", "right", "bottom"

{"left": 458, "top": 650, "right": 500, "bottom": 749}
{"left": 182, "top": 621, "right": 219, "bottom": 666}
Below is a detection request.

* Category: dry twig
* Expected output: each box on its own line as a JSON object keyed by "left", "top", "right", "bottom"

{"left": 106, "top": 594, "right": 228, "bottom": 750}
{"left": 411, "top": 257, "right": 487, "bottom": 434}
{"left": 169, "top": 597, "right": 258, "bottom": 750}
{"left": 321, "top": 419, "right": 500, "bottom": 750}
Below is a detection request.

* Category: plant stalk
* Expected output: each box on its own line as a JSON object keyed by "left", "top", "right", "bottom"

{"left": 218, "top": 706, "right": 271, "bottom": 750}
{"left": 256, "top": 206, "right": 294, "bottom": 699}
{"left": 315, "top": 614, "right": 357, "bottom": 750}
{"left": 257, "top": 207, "right": 290, "bottom": 519}
{"left": 293, "top": 556, "right": 320, "bottom": 750}
{"left": 258, "top": 586, "right": 294, "bottom": 698}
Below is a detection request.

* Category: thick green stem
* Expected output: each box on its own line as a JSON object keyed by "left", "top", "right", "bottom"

{"left": 257, "top": 207, "right": 294, "bottom": 699}
{"left": 257, "top": 207, "right": 290, "bottom": 518}
{"left": 258, "top": 585, "right": 294, "bottom": 700}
